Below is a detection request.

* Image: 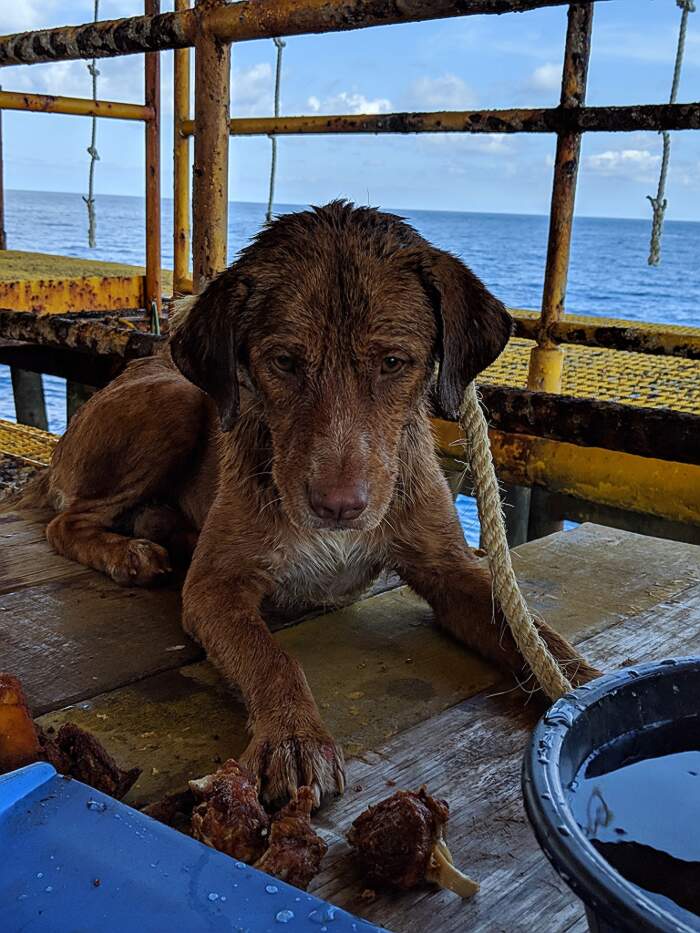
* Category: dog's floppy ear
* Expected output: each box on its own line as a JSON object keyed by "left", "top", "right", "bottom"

{"left": 169, "top": 270, "right": 250, "bottom": 432}
{"left": 418, "top": 247, "right": 512, "bottom": 419}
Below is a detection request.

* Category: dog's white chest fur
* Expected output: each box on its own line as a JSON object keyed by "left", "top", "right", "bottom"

{"left": 268, "top": 529, "right": 384, "bottom": 611}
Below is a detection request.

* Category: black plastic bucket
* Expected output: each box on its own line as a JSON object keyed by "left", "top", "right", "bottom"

{"left": 523, "top": 657, "right": 700, "bottom": 933}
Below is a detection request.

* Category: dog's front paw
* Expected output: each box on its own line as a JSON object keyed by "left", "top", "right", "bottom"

{"left": 109, "top": 538, "right": 172, "bottom": 586}
{"left": 241, "top": 721, "right": 345, "bottom": 809}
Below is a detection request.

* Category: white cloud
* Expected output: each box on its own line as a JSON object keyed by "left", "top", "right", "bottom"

{"left": 528, "top": 63, "right": 561, "bottom": 93}
{"left": 305, "top": 90, "right": 392, "bottom": 115}
{"left": 232, "top": 63, "right": 274, "bottom": 116}
{"left": 585, "top": 149, "right": 661, "bottom": 181}
{"left": 407, "top": 74, "right": 475, "bottom": 111}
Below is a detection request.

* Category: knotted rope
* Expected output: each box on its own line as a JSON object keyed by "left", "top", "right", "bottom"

{"left": 83, "top": 0, "right": 100, "bottom": 248}
{"left": 460, "top": 382, "right": 572, "bottom": 701}
{"left": 647, "top": 0, "right": 695, "bottom": 265}
{"left": 266, "top": 37, "right": 286, "bottom": 224}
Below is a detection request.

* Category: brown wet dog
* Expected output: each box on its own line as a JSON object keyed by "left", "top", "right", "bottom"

{"left": 37, "top": 203, "right": 599, "bottom": 806}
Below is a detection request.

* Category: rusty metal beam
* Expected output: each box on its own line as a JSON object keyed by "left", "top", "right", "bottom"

{"left": 0, "top": 1, "right": 599, "bottom": 67}
{"left": 434, "top": 423, "right": 700, "bottom": 526}
{"left": 476, "top": 385, "right": 700, "bottom": 466}
{"left": 0, "top": 89, "right": 154, "bottom": 121}
{"left": 192, "top": 0, "right": 230, "bottom": 290}
{"left": 173, "top": 0, "right": 191, "bottom": 295}
{"left": 0, "top": 275, "right": 146, "bottom": 313}
{"left": 0, "top": 88, "right": 5, "bottom": 251}
{"left": 538, "top": 3, "right": 593, "bottom": 345}
{"left": 513, "top": 315, "right": 700, "bottom": 359}
{"left": 179, "top": 102, "right": 700, "bottom": 138}
{"left": 0, "top": 11, "right": 196, "bottom": 67}
{"left": 0, "top": 310, "right": 163, "bottom": 359}
{"left": 527, "top": 2, "right": 592, "bottom": 410}
{"left": 144, "top": 0, "right": 162, "bottom": 315}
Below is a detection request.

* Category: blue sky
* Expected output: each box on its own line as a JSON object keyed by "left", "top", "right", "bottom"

{"left": 0, "top": 1, "right": 699, "bottom": 219}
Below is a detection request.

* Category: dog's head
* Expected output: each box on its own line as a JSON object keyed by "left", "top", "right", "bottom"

{"left": 171, "top": 202, "right": 511, "bottom": 532}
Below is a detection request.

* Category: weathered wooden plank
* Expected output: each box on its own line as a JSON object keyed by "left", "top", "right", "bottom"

{"left": 0, "top": 576, "right": 190, "bottom": 714}
{"left": 37, "top": 588, "right": 500, "bottom": 804}
{"left": 512, "top": 523, "right": 700, "bottom": 642}
{"left": 307, "top": 581, "right": 700, "bottom": 931}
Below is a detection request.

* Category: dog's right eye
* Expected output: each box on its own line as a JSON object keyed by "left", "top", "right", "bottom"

{"left": 272, "top": 354, "right": 296, "bottom": 374}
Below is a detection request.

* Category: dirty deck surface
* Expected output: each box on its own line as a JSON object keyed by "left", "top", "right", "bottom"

{"left": 1, "top": 513, "right": 699, "bottom": 932}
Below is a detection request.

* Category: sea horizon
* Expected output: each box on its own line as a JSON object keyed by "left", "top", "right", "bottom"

{"left": 5, "top": 186, "right": 699, "bottom": 228}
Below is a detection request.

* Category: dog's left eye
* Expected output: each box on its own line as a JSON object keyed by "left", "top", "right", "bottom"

{"left": 381, "top": 356, "right": 406, "bottom": 375}
{"left": 273, "top": 354, "right": 296, "bottom": 373}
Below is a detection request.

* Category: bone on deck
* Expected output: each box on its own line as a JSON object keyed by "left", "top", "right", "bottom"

{"left": 1, "top": 511, "right": 699, "bottom": 932}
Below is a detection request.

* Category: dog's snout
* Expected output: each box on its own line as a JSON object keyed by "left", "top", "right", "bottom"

{"left": 308, "top": 481, "right": 369, "bottom": 523}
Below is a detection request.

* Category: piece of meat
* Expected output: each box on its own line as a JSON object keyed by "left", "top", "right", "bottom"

{"left": 0, "top": 673, "right": 42, "bottom": 772}
{"left": 255, "top": 786, "right": 328, "bottom": 890}
{"left": 347, "top": 786, "right": 479, "bottom": 898}
{"left": 189, "top": 759, "right": 270, "bottom": 863}
{"left": 51, "top": 723, "right": 141, "bottom": 799}
{"left": 142, "top": 788, "right": 196, "bottom": 834}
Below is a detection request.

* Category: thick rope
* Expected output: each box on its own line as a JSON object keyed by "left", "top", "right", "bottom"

{"left": 266, "top": 37, "right": 285, "bottom": 224}
{"left": 83, "top": 0, "right": 100, "bottom": 248}
{"left": 460, "top": 382, "right": 572, "bottom": 701}
{"left": 647, "top": 0, "right": 695, "bottom": 266}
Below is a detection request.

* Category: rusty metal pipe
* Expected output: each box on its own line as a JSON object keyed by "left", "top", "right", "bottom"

{"left": 192, "top": 0, "right": 230, "bottom": 290}
{"left": 539, "top": 4, "right": 593, "bottom": 341}
{"left": 173, "top": 0, "right": 191, "bottom": 295}
{"left": 0, "top": 89, "right": 154, "bottom": 120}
{"left": 144, "top": 0, "right": 162, "bottom": 316}
{"left": 178, "top": 102, "right": 700, "bottom": 138}
{"left": 0, "top": 1, "right": 599, "bottom": 67}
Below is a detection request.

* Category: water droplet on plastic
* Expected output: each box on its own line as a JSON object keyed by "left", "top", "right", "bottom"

{"left": 672, "top": 684, "right": 680, "bottom": 694}
{"left": 557, "top": 825, "right": 571, "bottom": 837}
{"left": 660, "top": 658, "right": 677, "bottom": 666}
{"left": 235, "top": 862, "right": 246, "bottom": 870}
{"left": 627, "top": 669, "right": 639, "bottom": 679}
{"left": 17, "top": 894, "right": 28, "bottom": 901}
{"left": 541, "top": 792, "right": 551, "bottom": 800}
{"left": 86, "top": 799, "right": 107, "bottom": 812}
{"left": 45, "top": 886, "right": 53, "bottom": 893}
{"left": 220, "top": 895, "right": 226, "bottom": 902}
{"left": 208, "top": 892, "right": 219, "bottom": 902}
{"left": 265, "top": 884, "right": 279, "bottom": 894}
{"left": 276, "top": 910, "right": 295, "bottom": 923}
{"left": 309, "top": 907, "right": 337, "bottom": 924}
{"left": 36, "top": 873, "right": 44, "bottom": 879}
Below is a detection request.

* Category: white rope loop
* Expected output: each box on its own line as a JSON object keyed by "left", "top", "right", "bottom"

{"left": 460, "top": 382, "right": 573, "bottom": 701}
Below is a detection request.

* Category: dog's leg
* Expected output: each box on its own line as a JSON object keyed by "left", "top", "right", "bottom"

{"left": 182, "top": 552, "right": 345, "bottom": 808}
{"left": 47, "top": 508, "right": 171, "bottom": 586}
{"left": 390, "top": 477, "right": 601, "bottom": 691}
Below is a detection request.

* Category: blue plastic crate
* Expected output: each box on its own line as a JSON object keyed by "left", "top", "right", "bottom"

{"left": 0, "top": 762, "right": 389, "bottom": 933}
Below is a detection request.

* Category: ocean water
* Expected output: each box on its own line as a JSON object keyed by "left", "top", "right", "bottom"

{"left": 1, "top": 190, "right": 699, "bottom": 541}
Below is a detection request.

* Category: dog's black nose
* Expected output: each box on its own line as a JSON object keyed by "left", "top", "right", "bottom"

{"left": 309, "top": 482, "right": 369, "bottom": 522}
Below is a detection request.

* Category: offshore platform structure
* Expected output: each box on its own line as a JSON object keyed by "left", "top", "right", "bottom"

{"left": 0, "top": 0, "right": 697, "bottom": 543}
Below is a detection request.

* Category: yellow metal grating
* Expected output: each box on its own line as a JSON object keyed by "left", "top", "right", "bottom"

{"left": 0, "top": 419, "right": 58, "bottom": 465}
{"left": 484, "top": 338, "right": 700, "bottom": 414}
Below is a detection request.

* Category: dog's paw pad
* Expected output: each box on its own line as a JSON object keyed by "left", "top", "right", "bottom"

{"left": 111, "top": 539, "right": 172, "bottom": 586}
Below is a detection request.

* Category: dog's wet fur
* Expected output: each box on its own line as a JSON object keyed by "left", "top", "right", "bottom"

{"left": 28, "top": 203, "right": 599, "bottom": 806}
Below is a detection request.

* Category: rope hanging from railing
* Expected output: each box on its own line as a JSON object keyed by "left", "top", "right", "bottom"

{"left": 646, "top": 0, "right": 695, "bottom": 266}
{"left": 266, "top": 37, "right": 285, "bottom": 224}
{"left": 83, "top": 0, "right": 100, "bottom": 248}
{"left": 460, "top": 382, "right": 573, "bottom": 701}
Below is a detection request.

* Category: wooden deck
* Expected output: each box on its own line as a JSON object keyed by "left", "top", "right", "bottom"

{"left": 1, "top": 511, "right": 699, "bottom": 932}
